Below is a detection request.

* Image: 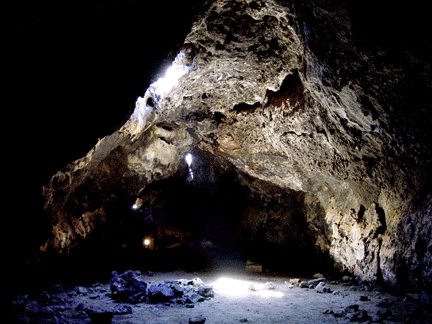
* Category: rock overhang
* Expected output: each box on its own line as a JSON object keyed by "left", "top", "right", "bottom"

{"left": 40, "top": 0, "right": 432, "bottom": 292}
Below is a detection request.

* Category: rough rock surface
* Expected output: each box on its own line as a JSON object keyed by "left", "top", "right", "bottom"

{"left": 40, "top": 0, "right": 431, "bottom": 293}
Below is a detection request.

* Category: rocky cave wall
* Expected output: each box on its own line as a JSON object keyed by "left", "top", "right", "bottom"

{"left": 40, "top": 0, "right": 431, "bottom": 293}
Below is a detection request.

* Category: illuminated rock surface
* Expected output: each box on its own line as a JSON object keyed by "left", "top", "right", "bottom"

{"left": 37, "top": 0, "right": 431, "bottom": 295}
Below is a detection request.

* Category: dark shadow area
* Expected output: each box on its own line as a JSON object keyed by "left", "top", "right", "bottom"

{"left": 6, "top": 0, "right": 208, "bottom": 299}
{"left": 9, "top": 150, "right": 341, "bottom": 300}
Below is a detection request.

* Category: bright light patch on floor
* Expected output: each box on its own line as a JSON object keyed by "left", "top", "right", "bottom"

{"left": 212, "top": 277, "right": 250, "bottom": 297}
{"left": 256, "top": 289, "right": 284, "bottom": 298}
{"left": 211, "top": 277, "right": 284, "bottom": 298}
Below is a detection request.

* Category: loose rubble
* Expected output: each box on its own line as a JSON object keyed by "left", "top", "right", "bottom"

{"left": 10, "top": 270, "right": 214, "bottom": 324}
{"left": 9, "top": 270, "right": 432, "bottom": 324}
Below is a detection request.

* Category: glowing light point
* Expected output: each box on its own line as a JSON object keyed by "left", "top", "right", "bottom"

{"left": 143, "top": 237, "right": 154, "bottom": 250}
{"left": 132, "top": 198, "right": 143, "bottom": 210}
{"left": 185, "top": 153, "right": 194, "bottom": 180}
{"left": 185, "top": 153, "right": 193, "bottom": 167}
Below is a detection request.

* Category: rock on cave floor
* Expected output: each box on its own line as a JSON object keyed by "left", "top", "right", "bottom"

{"left": 9, "top": 268, "right": 432, "bottom": 324}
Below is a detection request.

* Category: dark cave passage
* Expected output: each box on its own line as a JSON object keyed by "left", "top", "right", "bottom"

{"left": 18, "top": 151, "right": 341, "bottom": 295}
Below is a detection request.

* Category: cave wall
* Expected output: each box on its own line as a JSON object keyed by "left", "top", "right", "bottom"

{"left": 39, "top": 0, "right": 432, "bottom": 292}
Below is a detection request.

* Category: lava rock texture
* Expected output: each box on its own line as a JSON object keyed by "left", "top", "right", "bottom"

{"left": 41, "top": 0, "right": 431, "bottom": 293}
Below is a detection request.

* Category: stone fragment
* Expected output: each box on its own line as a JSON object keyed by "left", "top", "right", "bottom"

{"left": 197, "top": 285, "right": 214, "bottom": 298}
{"left": 345, "top": 309, "right": 371, "bottom": 322}
{"left": 84, "top": 306, "right": 114, "bottom": 324}
{"left": 341, "top": 276, "right": 352, "bottom": 283}
{"left": 307, "top": 278, "right": 326, "bottom": 288}
{"left": 315, "top": 281, "right": 332, "bottom": 293}
{"left": 264, "top": 282, "right": 275, "bottom": 290}
{"left": 110, "top": 270, "right": 147, "bottom": 304}
{"left": 299, "top": 281, "right": 309, "bottom": 288}
{"left": 148, "top": 283, "right": 175, "bottom": 303}
{"left": 192, "top": 278, "right": 204, "bottom": 287}
{"left": 189, "top": 315, "right": 206, "bottom": 324}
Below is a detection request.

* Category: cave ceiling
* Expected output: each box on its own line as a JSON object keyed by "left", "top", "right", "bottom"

{"left": 37, "top": 0, "right": 432, "bottom": 292}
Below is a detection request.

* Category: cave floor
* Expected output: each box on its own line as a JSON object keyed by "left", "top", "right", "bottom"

{"left": 10, "top": 269, "right": 432, "bottom": 324}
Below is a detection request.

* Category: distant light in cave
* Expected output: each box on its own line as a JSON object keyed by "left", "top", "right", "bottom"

{"left": 131, "top": 198, "right": 143, "bottom": 211}
{"left": 185, "top": 153, "right": 193, "bottom": 167}
{"left": 188, "top": 169, "right": 194, "bottom": 180}
{"left": 185, "top": 153, "right": 194, "bottom": 180}
{"left": 143, "top": 237, "right": 154, "bottom": 250}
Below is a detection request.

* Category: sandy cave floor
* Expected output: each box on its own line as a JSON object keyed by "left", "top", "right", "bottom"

{"left": 10, "top": 269, "right": 432, "bottom": 324}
